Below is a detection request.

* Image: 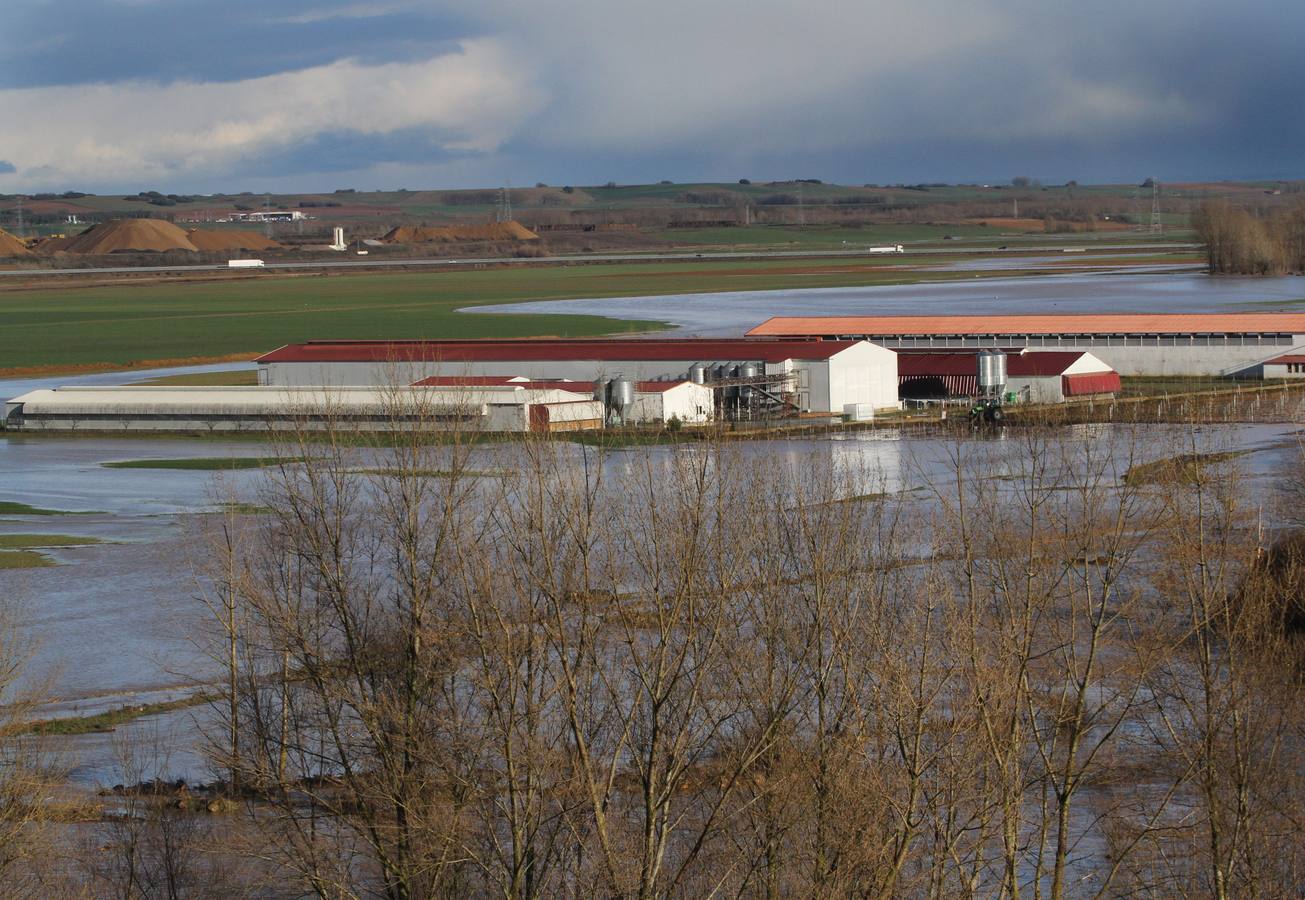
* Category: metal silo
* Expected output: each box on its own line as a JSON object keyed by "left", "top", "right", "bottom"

{"left": 977, "top": 350, "right": 1007, "bottom": 398}
{"left": 608, "top": 376, "right": 635, "bottom": 424}
{"left": 689, "top": 363, "right": 707, "bottom": 384}
{"left": 738, "top": 362, "right": 760, "bottom": 402}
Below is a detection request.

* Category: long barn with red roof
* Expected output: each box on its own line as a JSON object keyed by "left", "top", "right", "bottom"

{"left": 746, "top": 313, "right": 1305, "bottom": 376}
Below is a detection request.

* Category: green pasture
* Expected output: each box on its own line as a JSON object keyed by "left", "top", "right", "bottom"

{"left": 0, "top": 257, "right": 1015, "bottom": 371}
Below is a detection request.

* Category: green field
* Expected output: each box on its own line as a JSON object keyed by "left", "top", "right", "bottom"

{"left": 135, "top": 370, "right": 260, "bottom": 386}
{"left": 0, "top": 534, "right": 102, "bottom": 548}
{"left": 0, "top": 550, "right": 55, "bottom": 569}
{"left": 0, "top": 257, "right": 1019, "bottom": 371}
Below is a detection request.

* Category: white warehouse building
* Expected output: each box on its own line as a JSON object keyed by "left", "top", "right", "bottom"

{"left": 2, "top": 385, "right": 605, "bottom": 433}
{"left": 256, "top": 338, "right": 900, "bottom": 414}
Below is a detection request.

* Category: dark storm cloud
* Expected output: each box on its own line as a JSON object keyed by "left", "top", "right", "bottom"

{"left": 0, "top": 1, "right": 475, "bottom": 88}
{"left": 0, "top": 0, "right": 1302, "bottom": 189}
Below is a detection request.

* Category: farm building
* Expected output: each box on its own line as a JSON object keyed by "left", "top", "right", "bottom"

{"left": 2, "top": 386, "right": 603, "bottom": 433}
{"left": 629, "top": 381, "right": 715, "bottom": 424}
{"left": 257, "top": 338, "right": 901, "bottom": 414}
{"left": 747, "top": 314, "right": 1305, "bottom": 377}
{"left": 1256, "top": 355, "right": 1305, "bottom": 379}
{"left": 897, "top": 350, "right": 1120, "bottom": 403}
{"left": 413, "top": 375, "right": 716, "bottom": 424}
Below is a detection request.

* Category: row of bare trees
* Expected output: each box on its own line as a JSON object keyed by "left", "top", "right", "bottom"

{"left": 2, "top": 404, "right": 1304, "bottom": 897}
{"left": 1193, "top": 198, "right": 1305, "bottom": 274}
{"left": 157, "top": 409, "right": 1305, "bottom": 898}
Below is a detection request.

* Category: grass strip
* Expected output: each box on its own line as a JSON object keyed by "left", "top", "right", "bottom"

{"left": 134, "top": 370, "right": 260, "bottom": 386}
{"left": 0, "top": 534, "right": 103, "bottom": 549}
{"left": 0, "top": 550, "right": 55, "bottom": 569}
{"left": 0, "top": 501, "right": 75, "bottom": 516}
{"left": 25, "top": 693, "right": 216, "bottom": 736}
{"left": 1123, "top": 450, "right": 1247, "bottom": 486}
{"left": 102, "top": 456, "right": 310, "bottom": 470}
{"left": 215, "top": 501, "right": 274, "bottom": 515}
{"left": 350, "top": 467, "right": 510, "bottom": 478}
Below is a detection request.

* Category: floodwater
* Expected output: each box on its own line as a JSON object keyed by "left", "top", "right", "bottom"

{"left": 2, "top": 422, "right": 1302, "bottom": 786}
{"left": 0, "top": 361, "right": 258, "bottom": 405}
{"left": 466, "top": 271, "right": 1305, "bottom": 334}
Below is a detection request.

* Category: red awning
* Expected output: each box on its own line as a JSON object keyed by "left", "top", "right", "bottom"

{"left": 1062, "top": 372, "right": 1121, "bottom": 396}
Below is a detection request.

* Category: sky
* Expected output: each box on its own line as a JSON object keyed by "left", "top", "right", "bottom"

{"left": 0, "top": 0, "right": 1301, "bottom": 193}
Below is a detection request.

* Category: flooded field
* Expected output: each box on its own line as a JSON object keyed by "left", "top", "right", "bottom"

{"left": 469, "top": 271, "right": 1305, "bottom": 334}
{"left": 1, "top": 421, "right": 1301, "bottom": 786}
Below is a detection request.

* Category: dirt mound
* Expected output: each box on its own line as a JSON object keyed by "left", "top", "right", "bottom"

{"left": 0, "top": 228, "right": 31, "bottom": 257}
{"left": 186, "top": 228, "right": 282, "bottom": 251}
{"left": 48, "top": 219, "right": 200, "bottom": 254}
{"left": 381, "top": 221, "right": 540, "bottom": 244}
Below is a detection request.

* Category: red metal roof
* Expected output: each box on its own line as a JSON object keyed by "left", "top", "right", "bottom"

{"left": 258, "top": 338, "right": 858, "bottom": 365}
{"left": 748, "top": 314, "right": 1305, "bottom": 336}
{"left": 897, "top": 351, "right": 1102, "bottom": 377}
{"left": 1265, "top": 355, "right": 1305, "bottom": 364}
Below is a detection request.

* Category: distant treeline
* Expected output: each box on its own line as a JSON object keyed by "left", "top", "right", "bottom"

{"left": 1194, "top": 200, "right": 1305, "bottom": 275}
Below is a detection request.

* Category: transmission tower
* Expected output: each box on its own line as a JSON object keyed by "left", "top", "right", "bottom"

{"left": 797, "top": 184, "right": 806, "bottom": 227}
{"left": 14, "top": 195, "right": 23, "bottom": 238}
{"left": 497, "top": 180, "right": 513, "bottom": 222}
{"left": 1149, "top": 181, "right": 1162, "bottom": 234}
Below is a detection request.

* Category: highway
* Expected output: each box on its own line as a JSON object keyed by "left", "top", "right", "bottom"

{"left": 0, "top": 243, "right": 1198, "bottom": 278}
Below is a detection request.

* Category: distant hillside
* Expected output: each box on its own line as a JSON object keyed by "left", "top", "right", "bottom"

{"left": 5, "top": 179, "right": 1295, "bottom": 241}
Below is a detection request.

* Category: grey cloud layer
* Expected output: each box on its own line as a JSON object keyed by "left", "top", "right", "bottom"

{"left": 0, "top": 0, "right": 1300, "bottom": 189}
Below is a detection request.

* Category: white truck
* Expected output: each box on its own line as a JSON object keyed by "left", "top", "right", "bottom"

{"left": 867, "top": 244, "right": 905, "bottom": 254}
{"left": 228, "top": 258, "right": 265, "bottom": 268}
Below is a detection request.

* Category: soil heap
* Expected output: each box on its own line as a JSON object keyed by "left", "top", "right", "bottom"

{"left": 186, "top": 228, "right": 282, "bottom": 251}
{"left": 0, "top": 228, "right": 32, "bottom": 257}
{"left": 381, "top": 221, "right": 540, "bottom": 244}
{"left": 41, "top": 219, "right": 200, "bottom": 254}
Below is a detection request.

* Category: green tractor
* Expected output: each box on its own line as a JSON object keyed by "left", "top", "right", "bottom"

{"left": 969, "top": 399, "right": 1005, "bottom": 425}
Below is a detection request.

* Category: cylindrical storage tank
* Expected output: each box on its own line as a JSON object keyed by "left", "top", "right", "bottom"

{"left": 977, "top": 350, "right": 1007, "bottom": 394}
{"left": 738, "top": 362, "right": 760, "bottom": 401}
{"left": 608, "top": 377, "right": 635, "bottom": 412}
{"left": 689, "top": 364, "right": 707, "bottom": 385}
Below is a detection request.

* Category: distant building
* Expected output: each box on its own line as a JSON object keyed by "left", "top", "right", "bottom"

{"left": 228, "top": 210, "right": 306, "bottom": 223}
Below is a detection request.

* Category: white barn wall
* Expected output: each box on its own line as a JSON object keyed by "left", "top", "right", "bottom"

{"left": 826, "top": 343, "right": 899, "bottom": 411}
